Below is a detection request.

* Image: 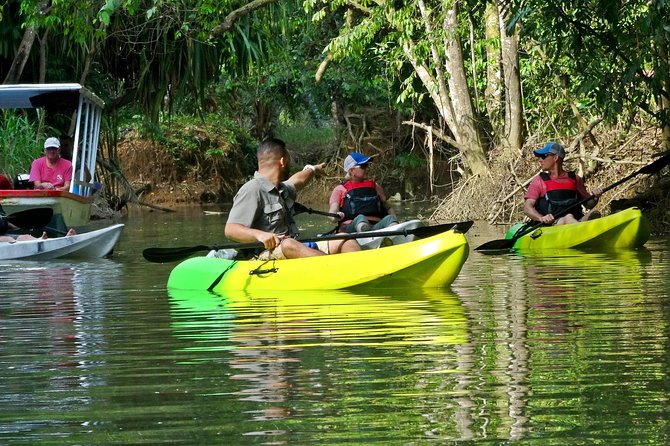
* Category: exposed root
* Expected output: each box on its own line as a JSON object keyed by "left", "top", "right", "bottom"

{"left": 431, "top": 126, "right": 670, "bottom": 233}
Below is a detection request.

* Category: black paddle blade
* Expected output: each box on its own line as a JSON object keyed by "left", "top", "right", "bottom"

{"left": 143, "top": 240, "right": 265, "bottom": 263}
{"left": 293, "top": 202, "right": 309, "bottom": 215}
{"left": 5, "top": 208, "right": 54, "bottom": 229}
{"left": 474, "top": 238, "right": 516, "bottom": 252}
{"left": 408, "top": 220, "right": 474, "bottom": 238}
{"left": 143, "top": 245, "right": 212, "bottom": 263}
{"left": 641, "top": 151, "right": 670, "bottom": 174}
{"left": 293, "top": 202, "right": 340, "bottom": 218}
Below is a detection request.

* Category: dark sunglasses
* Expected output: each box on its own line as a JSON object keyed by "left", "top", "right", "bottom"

{"left": 356, "top": 163, "right": 369, "bottom": 169}
{"left": 538, "top": 153, "right": 554, "bottom": 159}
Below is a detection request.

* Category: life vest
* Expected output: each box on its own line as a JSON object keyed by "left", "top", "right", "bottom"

{"left": 340, "top": 180, "right": 387, "bottom": 220}
{"left": 535, "top": 171, "right": 583, "bottom": 219}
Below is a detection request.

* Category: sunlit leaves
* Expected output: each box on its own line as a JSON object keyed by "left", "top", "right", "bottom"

{"left": 514, "top": 0, "right": 670, "bottom": 129}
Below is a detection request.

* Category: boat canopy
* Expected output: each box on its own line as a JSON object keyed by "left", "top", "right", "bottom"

{"left": 0, "top": 83, "right": 104, "bottom": 197}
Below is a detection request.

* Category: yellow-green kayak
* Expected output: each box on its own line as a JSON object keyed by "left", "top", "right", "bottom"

{"left": 167, "top": 229, "right": 469, "bottom": 292}
{"left": 505, "top": 207, "right": 650, "bottom": 251}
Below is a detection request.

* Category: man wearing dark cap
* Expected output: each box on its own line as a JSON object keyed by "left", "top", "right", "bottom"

{"left": 524, "top": 142, "right": 603, "bottom": 225}
{"left": 225, "top": 138, "right": 360, "bottom": 259}
{"left": 327, "top": 151, "right": 398, "bottom": 232}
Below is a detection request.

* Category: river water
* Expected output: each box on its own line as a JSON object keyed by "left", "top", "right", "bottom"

{"left": 1, "top": 205, "right": 669, "bottom": 444}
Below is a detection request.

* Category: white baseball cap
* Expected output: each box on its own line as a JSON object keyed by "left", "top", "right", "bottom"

{"left": 44, "top": 137, "right": 61, "bottom": 149}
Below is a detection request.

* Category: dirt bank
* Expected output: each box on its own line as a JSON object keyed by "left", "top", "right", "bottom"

{"left": 115, "top": 127, "right": 670, "bottom": 233}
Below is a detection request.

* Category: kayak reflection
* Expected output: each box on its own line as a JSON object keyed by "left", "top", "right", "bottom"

{"left": 167, "top": 287, "right": 472, "bottom": 428}
{"left": 168, "top": 287, "right": 469, "bottom": 351}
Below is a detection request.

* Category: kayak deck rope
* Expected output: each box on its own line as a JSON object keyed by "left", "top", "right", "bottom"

{"left": 207, "top": 261, "right": 238, "bottom": 291}
{"left": 249, "top": 259, "right": 278, "bottom": 276}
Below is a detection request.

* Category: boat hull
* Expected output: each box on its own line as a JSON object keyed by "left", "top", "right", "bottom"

{"left": 506, "top": 207, "right": 650, "bottom": 251}
{"left": 0, "top": 190, "right": 93, "bottom": 231}
{"left": 0, "top": 223, "right": 124, "bottom": 260}
{"left": 167, "top": 229, "right": 469, "bottom": 291}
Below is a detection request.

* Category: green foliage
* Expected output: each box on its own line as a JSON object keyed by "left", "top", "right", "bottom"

{"left": 159, "top": 112, "right": 252, "bottom": 160}
{"left": 513, "top": 0, "right": 670, "bottom": 131}
{"left": 0, "top": 112, "right": 42, "bottom": 180}
{"left": 394, "top": 151, "right": 425, "bottom": 170}
{"left": 277, "top": 119, "right": 335, "bottom": 151}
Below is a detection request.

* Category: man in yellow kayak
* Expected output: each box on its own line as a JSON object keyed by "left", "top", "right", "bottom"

{"left": 225, "top": 138, "right": 361, "bottom": 259}
{"left": 524, "top": 142, "right": 603, "bottom": 225}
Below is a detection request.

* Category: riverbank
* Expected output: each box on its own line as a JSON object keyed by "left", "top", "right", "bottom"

{"left": 114, "top": 127, "right": 670, "bottom": 233}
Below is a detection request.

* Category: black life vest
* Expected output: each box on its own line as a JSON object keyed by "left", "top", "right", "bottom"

{"left": 340, "top": 180, "right": 387, "bottom": 220}
{"left": 535, "top": 171, "right": 583, "bottom": 219}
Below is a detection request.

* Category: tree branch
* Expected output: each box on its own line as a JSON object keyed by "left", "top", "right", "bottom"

{"left": 210, "top": 0, "right": 277, "bottom": 39}
{"left": 402, "top": 120, "right": 467, "bottom": 152}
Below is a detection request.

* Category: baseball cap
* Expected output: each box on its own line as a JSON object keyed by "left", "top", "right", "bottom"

{"left": 44, "top": 137, "right": 61, "bottom": 149}
{"left": 343, "top": 152, "right": 374, "bottom": 172}
{"left": 533, "top": 142, "right": 565, "bottom": 158}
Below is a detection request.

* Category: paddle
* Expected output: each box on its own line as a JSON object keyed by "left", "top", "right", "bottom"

{"left": 143, "top": 220, "right": 474, "bottom": 263}
{"left": 0, "top": 208, "right": 54, "bottom": 231}
{"left": 293, "top": 202, "right": 341, "bottom": 219}
{"left": 475, "top": 151, "right": 670, "bottom": 252}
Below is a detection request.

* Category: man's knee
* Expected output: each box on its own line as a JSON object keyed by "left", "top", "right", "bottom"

{"left": 328, "top": 239, "right": 361, "bottom": 254}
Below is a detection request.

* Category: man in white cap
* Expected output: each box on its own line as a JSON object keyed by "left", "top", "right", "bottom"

{"left": 29, "top": 137, "right": 73, "bottom": 191}
{"left": 328, "top": 151, "right": 397, "bottom": 232}
{"left": 524, "top": 141, "right": 603, "bottom": 225}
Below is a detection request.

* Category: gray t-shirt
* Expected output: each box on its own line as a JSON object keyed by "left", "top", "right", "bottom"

{"left": 226, "top": 171, "right": 299, "bottom": 236}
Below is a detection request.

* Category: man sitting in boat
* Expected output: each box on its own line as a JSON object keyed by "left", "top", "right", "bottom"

{"left": 0, "top": 216, "right": 75, "bottom": 242}
{"left": 224, "top": 138, "right": 361, "bottom": 260}
{"left": 29, "top": 137, "right": 73, "bottom": 191}
{"left": 524, "top": 142, "right": 603, "bottom": 225}
{"left": 327, "top": 152, "right": 398, "bottom": 233}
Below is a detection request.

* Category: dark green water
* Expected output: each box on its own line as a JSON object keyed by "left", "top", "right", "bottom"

{"left": 1, "top": 206, "right": 669, "bottom": 444}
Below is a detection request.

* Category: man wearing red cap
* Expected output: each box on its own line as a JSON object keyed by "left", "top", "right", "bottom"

{"left": 328, "top": 151, "right": 398, "bottom": 232}
{"left": 524, "top": 142, "right": 603, "bottom": 225}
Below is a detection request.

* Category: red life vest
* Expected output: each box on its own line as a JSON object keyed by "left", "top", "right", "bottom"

{"left": 535, "top": 171, "right": 583, "bottom": 218}
{"left": 339, "top": 180, "right": 387, "bottom": 220}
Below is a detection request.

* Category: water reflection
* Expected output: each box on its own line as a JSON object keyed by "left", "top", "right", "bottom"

{"left": 457, "top": 244, "right": 669, "bottom": 441}
{"left": 168, "top": 288, "right": 477, "bottom": 438}
{"left": 2, "top": 209, "right": 670, "bottom": 444}
{"left": 0, "top": 259, "right": 122, "bottom": 437}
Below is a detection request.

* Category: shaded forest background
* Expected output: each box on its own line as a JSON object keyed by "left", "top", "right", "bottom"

{"left": 1, "top": 0, "right": 670, "bottom": 231}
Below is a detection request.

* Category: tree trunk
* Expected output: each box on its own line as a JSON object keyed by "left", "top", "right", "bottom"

{"left": 3, "top": 26, "right": 37, "bottom": 84}
{"left": 38, "top": 29, "right": 49, "bottom": 83}
{"left": 484, "top": 3, "right": 503, "bottom": 140}
{"left": 497, "top": 1, "right": 524, "bottom": 154}
{"left": 656, "top": 15, "right": 670, "bottom": 151}
{"left": 443, "top": 1, "right": 488, "bottom": 176}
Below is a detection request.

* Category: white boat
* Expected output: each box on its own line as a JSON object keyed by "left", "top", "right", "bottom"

{"left": 0, "top": 83, "right": 104, "bottom": 232}
{"left": 0, "top": 224, "right": 124, "bottom": 260}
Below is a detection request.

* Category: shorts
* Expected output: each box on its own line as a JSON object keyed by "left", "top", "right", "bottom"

{"left": 304, "top": 241, "right": 329, "bottom": 254}
{"left": 255, "top": 240, "right": 329, "bottom": 260}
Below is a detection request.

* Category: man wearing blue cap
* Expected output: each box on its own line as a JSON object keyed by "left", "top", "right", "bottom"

{"left": 524, "top": 142, "right": 603, "bottom": 225}
{"left": 327, "top": 151, "right": 398, "bottom": 232}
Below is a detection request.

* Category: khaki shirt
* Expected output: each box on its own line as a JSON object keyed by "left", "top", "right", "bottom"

{"left": 226, "top": 172, "right": 299, "bottom": 236}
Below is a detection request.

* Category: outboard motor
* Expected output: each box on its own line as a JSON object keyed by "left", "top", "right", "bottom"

{"left": 13, "top": 174, "right": 34, "bottom": 189}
